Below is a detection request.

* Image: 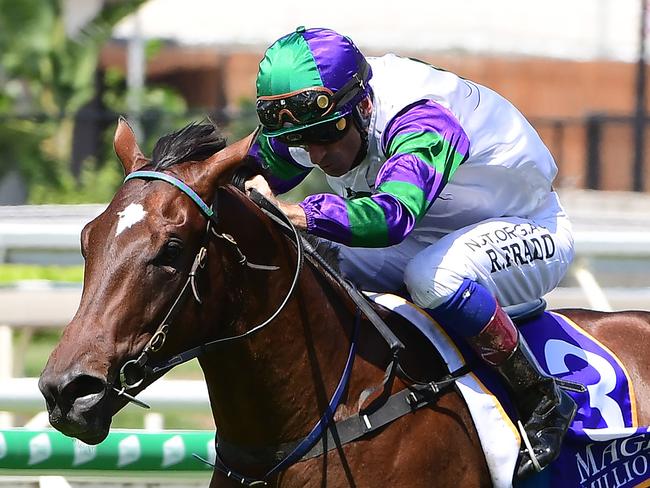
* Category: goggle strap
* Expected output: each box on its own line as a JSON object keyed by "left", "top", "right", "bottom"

{"left": 330, "top": 58, "right": 370, "bottom": 109}
{"left": 257, "top": 86, "right": 333, "bottom": 102}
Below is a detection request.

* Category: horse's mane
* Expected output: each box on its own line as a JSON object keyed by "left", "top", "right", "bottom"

{"left": 150, "top": 121, "right": 342, "bottom": 273}
{"left": 152, "top": 121, "right": 227, "bottom": 169}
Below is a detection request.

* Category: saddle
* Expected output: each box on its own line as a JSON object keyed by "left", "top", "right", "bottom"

{"left": 367, "top": 292, "right": 644, "bottom": 488}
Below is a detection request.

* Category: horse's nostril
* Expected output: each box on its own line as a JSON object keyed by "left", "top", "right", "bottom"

{"left": 60, "top": 374, "right": 106, "bottom": 403}
{"left": 39, "top": 376, "right": 58, "bottom": 412}
{"left": 44, "top": 395, "right": 56, "bottom": 412}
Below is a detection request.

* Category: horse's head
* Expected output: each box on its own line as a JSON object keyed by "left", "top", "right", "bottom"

{"left": 38, "top": 118, "right": 257, "bottom": 444}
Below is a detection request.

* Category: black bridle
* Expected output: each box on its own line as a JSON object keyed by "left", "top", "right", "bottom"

{"left": 115, "top": 171, "right": 304, "bottom": 407}
{"left": 114, "top": 168, "right": 417, "bottom": 486}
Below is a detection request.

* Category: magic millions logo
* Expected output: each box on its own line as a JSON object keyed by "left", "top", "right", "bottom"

{"left": 572, "top": 431, "right": 650, "bottom": 487}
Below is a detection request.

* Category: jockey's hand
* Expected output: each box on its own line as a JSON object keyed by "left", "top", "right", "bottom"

{"left": 244, "top": 175, "right": 307, "bottom": 230}
{"left": 245, "top": 174, "right": 277, "bottom": 205}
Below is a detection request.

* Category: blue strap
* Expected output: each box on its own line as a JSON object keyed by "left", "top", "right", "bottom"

{"left": 124, "top": 171, "right": 214, "bottom": 219}
{"left": 265, "top": 310, "right": 360, "bottom": 477}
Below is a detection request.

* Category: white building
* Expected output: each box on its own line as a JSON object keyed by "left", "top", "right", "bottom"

{"left": 107, "top": 0, "right": 641, "bottom": 61}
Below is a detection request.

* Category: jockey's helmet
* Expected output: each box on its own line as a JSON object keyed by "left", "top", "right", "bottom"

{"left": 256, "top": 27, "right": 372, "bottom": 145}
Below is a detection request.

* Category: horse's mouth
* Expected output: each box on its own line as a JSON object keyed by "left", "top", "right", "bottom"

{"left": 40, "top": 361, "right": 154, "bottom": 445}
{"left": 49, "top": 407, "right": 111, "bottom": 445}
{"left": 45, "top": 385, "right": 116, "bottom": 445}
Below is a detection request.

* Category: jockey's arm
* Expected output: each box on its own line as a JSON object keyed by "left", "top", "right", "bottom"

{"left": 248, "top": 136, "right": 312, "bottom": 194}
{"left": 256, "top": 100, "right": 469, "bottom": 247}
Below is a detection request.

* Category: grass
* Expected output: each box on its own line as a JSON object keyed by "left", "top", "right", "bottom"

{"left": 0, "top": 264, "right": 84, "bottom": 283}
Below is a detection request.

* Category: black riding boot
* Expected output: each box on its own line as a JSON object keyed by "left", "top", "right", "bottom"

{"left": 497, "top": 334, "right": 577, "bottom": 479}
{"left": 467, "top": 304, "right": 577, "bottom": 480}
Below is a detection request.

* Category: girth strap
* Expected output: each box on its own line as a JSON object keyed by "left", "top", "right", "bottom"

{"left": 300, "top": 375, "right": 462, "bottom": 460}
{"left": 212, "top": 366, "right": 469, "bottom": 481}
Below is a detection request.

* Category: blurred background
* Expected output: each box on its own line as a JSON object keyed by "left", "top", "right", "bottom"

{"left": 1, "top": 0, "right": 650, "bottom": 485}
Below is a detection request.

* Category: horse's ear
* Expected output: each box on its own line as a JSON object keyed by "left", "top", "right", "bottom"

{"left": 200, "top": 127, "right": 260, "bottom": 187}
{"left": 114, "top": 117, "right": 148, "bottom": 174}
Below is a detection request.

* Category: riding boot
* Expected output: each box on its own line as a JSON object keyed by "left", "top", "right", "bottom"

{"left": 466, "top": 303, "right": 577, "bottom": 480}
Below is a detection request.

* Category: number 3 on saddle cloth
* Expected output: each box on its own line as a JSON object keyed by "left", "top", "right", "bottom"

{"left": 365, "top": 293, "right": 647, "bottom": 488}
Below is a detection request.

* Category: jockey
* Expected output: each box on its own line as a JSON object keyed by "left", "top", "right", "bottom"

{"left": 244, "top": 26, "right": 576, "bottom": 479}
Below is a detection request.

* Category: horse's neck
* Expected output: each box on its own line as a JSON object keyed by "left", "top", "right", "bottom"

{"left": 199, "top": 241, "right": 360, "bottom": 447}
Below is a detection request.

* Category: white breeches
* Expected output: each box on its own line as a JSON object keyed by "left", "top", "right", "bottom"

{"left": 336, "top": 192, "right": 575, "bottom": 309}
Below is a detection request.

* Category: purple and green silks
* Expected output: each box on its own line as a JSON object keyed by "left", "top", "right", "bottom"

{"left": 301, "top": 99, "right": 469, "bottom": 247}
{"left": 249, "top": 138, "right": 310, "bottom": 195}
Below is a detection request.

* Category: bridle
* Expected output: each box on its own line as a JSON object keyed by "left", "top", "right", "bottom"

{"left": 114, "top": 170, "right": 304, "bottom": 408}
{"left": 113, "top": 167, "right": 417, "bottom": 486}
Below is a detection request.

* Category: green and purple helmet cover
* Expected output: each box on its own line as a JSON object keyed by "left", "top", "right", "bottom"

{"left": 256, "top": 27, "right": 372, "bottom": 137}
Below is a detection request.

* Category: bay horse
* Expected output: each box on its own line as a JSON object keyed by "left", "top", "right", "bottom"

{"left": 39, "top": 119, "right": 650, "bottom": 487}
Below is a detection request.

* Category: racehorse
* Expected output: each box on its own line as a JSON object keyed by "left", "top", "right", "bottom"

{"left": 39, "top": 119, "right": 650, "bottom": 487}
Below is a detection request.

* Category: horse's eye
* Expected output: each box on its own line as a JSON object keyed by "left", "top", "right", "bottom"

{"left": 156, "top": 239, "right": 183, "bottom": 267}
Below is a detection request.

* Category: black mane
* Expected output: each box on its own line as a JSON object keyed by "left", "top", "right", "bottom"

{"left": 152, "top": 121, "right": 227, "bottom": 169}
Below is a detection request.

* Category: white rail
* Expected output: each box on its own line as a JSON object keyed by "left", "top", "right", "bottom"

{"left": 0, "top": 205, "right": 104, "bottom": 264}
{"left": 0, "top": 378, "right": 209, "bottom": 413}
{"left": 1, "top": 196, "right": 650, "bottom": 262}
{"left": 2, "top": 199, "right": 650, "bottom": 328}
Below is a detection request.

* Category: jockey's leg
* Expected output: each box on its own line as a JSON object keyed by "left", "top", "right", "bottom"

{"left": 426, "top": 278, "right": 576, "bottom": 479}
{"left": 332, "top": 234, "right": 429, "bottom": 292}
{"left": 403, "top": 202, "right": 576, "bottom": 479}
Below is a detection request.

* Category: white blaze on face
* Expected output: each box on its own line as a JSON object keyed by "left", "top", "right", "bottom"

{"left": 116, "top": 203, "right": 147, "bottom": 236}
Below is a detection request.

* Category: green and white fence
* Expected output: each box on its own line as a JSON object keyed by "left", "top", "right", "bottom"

{"left": 0, "top": 429, "right": 214, "bottom": 475}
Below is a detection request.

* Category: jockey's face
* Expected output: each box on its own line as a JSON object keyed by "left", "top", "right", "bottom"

{"left": 303, "top": 97, "right": 371, "bottom": 177}
{"left": 304, "top": 122, "right": 361, "bottom": 177}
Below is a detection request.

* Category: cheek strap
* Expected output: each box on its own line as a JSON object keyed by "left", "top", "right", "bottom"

{"left": 351, "top": 107, "right": 369, "bottom": 166}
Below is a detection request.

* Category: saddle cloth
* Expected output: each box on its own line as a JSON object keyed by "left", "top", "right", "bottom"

{"left": 365, "top": 293, "right": 649, "bottom": 488}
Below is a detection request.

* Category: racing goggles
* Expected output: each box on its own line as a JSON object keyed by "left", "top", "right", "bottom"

{"left": 276, "top": 116, "right": 350, "bottom": 146}
{"left": 256, "top": 58, "right": 370, "bottom": 131}
{"left": 256, "top": 87, "right": 340, "bottom": 130}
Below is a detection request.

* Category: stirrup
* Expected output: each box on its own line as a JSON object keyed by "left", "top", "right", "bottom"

{"left": 517, "top": 420, "right": 543, "bottom": 473}
{"left": 514, "top": 387, "right": 577, "bottom": 479}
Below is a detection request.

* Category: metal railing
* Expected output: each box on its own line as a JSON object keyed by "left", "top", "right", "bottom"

{"left": 0, "top": 378, "right": 209, "bottom": 414}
